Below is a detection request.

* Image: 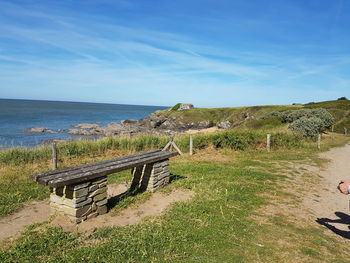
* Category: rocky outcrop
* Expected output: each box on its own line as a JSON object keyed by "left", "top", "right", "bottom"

{"left": 73, "top": 123, "right": 99, "bottom": 129}
{"left": 24, "top": 127, "right": 55, "bottom": 133}
{"left": 67, "top": 112, "right": 217, "bottom": 137}
{"left": 218, "top": 121, "right": 231, "bottom": 129}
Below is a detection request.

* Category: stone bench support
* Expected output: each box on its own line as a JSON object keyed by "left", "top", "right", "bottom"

{"left": 49, "top": 159, "right": 171, "bottom": 223}
{"left": 50, "top": 176, "right": 108, "bottom": 223}
{"left": 131, "top": 159, "right": 170, "bottom": 192}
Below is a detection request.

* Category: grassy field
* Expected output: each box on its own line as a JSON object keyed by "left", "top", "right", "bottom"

{"left": 0, "top": 131, "right": 349, "bottom": 262}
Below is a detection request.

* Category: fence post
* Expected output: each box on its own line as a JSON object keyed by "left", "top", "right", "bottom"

{"left": 51, "top": 143, "right": 57, "bottom": 170}
{"left": 317, "top": 133, "right": 321, "bottom": 150}
{"left": 189, "top": 135, "right": 193, "bottom": 155}
{"left": 169, "top": 136, "right": 174, "bottom": 152}
{"left": 266, "top": 134, "right": 271, "bottom": 152}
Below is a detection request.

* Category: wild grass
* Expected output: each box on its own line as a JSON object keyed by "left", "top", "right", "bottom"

{"left": 0, "top": 130, "right": 305, "bottom": 165}
{"left": 0, "top": 135, "right": 349, "bottom": 262}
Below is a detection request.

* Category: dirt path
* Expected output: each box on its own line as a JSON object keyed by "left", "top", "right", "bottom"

{"left": 0, "top": 185, "right": 193, "bottom": 242}
{"left": 304, "top": 143, "right": 350, "bottom": 233}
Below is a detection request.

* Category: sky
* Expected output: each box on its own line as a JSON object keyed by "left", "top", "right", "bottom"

{"left": 0, "top": 0, "right": 349, "bottom": 107}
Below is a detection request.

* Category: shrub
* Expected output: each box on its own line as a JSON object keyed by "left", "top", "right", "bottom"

{"left": 289, "top": 117, "right": 325, "bottom": 137}
{"left": 211, "top": 131, "right": 263, "bottom": 150}
{"left": 310, "top": 108, "right": 334, "bottom": 129}
{"left": 170, "top": 103, "right": 181, "bottom": 111}
{"left": 337, "top": 97, "right": 348, "bottom": 100}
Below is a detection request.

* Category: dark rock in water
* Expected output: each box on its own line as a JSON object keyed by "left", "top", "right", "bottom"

{"left": 24, "top": 127, "right": 55, "bottom": 133}
{"left": 218, "top": 121, "right": 231, "bottom": 129}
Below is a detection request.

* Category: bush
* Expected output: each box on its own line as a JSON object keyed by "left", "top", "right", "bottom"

{"left": 212, "top": 132, "right": 261, "bottom": 150}
{"left": 261, "top": 108, "right": 334, "bottom": 137}
{"left": 170, "top": 103, "right": 181, "bottom": 111}
{"left": 289, "top": 117, "right": 325, "bottom": 137}
{"left": 337, "top": 97, "right": 348, "bottom": 100}
{"left": 310, "top": 108, "right": 334, "bottom": 129}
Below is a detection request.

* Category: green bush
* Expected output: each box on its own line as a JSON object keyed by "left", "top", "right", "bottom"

{"left": 211, "top": 131, "right": 264, "bottom": 150}
{"left": 170, "top": 103, "right": 181, "bottom": 111}
{"left": 289, "top": 117, "right": 325, "bottom": 138}
{"left": 261, "top": 108, "right": 334, "bottom": 137}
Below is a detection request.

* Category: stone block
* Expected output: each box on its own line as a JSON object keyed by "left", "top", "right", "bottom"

{"left": 89, "top": 184, "right": 98, "bottom": 192}
{"left": 96, "top": 199, "right": 108, "bottom": 206}
{"left": 50, "top": 194, "right": 64, "bottom": 205}
{"left": 93, "top": 192, "right": 107, "bottom": 202}
{"left": 67, "top": 182, "right": 90, "bottom": 191}
{"left": 91, "top": 177, "right": 107, "bottom": 185}
{"left": 99, "top": 181, "right": 108, "bottom": 188}
{"left": 152, "top": 167, "right": 163, "bottom": 174}
{"left": 59, "top": 204, "right": 91, "bottom": 217}
{"left": 65, "top": 198, "right": 92, "bottom": 208}
{"left": 97, "top": 205, "right": 107, "bottom": 215}
{"left": 65, "top": 187, "right": 88, "bottom": 199}
{"left": 88, "top": 186, "right": 107, "bottom": 198}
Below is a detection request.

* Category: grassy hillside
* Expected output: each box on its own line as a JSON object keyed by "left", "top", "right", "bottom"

{"left": 303, "top": 100, "right": 350, "bottom": 133}
{"left": 156, "top": 100, "right": 350, "bottom": 133}
{"left": 155, "top": 105, "right": 300, "bottom": 125}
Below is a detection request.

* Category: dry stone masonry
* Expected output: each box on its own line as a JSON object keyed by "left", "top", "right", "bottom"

{"left": 50, "top": 176, "right": 108, "bottom": 223}
{"left": 131, "top": 159, "right": 170, "bottom": 192}
{"left": 49, "top": 159, "right": 171, "bottom": 223}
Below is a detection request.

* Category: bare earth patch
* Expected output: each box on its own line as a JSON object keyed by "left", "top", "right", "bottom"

{"left": 250, "top": 143, "right": 350, "bottom": 262}
{"left": 51, "top": 187, "right": 194, "bottom": 233}
{"left": 0, "top": 184, "right": 194, "bottom": 242}
{"left": 0, "top": 200, "right": 50, "bottom": 242}
{"left": 303, "top": 144, "right": 350, "bottom": 232}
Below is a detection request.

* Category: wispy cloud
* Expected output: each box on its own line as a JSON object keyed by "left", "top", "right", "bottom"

{"left": 0, "top": 0, "right": 349, "bottom": 106}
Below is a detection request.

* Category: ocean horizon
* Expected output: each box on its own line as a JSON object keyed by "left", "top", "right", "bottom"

{"left": 0, "top": 98, "right": 168, "bottom": 148}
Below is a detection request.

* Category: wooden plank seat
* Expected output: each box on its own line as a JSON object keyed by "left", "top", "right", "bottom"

{"left": 29, "top": 149, "right": 178, "bottom": 223}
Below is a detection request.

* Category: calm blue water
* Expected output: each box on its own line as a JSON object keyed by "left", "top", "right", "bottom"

{"left": 0, "top": 99, "right": 167, "bottom": 148}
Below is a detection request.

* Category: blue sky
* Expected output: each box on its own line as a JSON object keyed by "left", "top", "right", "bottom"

{"left": 0, "top": 0, "right": 349, "bottom": 107}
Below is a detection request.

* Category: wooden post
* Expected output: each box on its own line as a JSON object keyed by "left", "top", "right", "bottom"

{"left": 189, "top": 135, "right": 193, "bottom": 155}
{"left": 51, "top": 143, "right": 57, "bottom": 170}
{"left": 345, "top": 127, "right": 348, "bottom": 136}
{"left": 317, "top": 133, "right": 321, "bottom": 150}
{"left": 169, "top": 136, "right": 173, "bottom": 152}
{"left": 266, "top": 134, "right": 271, "bottom": 152}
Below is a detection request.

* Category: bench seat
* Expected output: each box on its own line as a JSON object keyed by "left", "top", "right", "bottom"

{"left": 31, "top": 149, "right": 177, "bottom": 188}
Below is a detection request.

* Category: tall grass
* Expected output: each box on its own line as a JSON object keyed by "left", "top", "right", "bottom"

{"left": 0, "top": 131, "right": 305, "bottom": 165}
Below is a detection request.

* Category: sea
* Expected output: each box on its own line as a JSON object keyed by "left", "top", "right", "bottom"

{"left": 0, "top": 99, "right": 167, "bottom": 148}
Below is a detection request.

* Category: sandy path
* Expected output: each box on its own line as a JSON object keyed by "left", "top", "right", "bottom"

{"left": 0, "top": 185, "right": 193, "bottom": 242}
{"left": 304, "top": 143, "right": 350, "bottom": 232}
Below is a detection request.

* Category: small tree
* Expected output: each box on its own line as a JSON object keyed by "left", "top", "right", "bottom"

{"left": 289, "top": 117, "right": 325, "bottom": 138}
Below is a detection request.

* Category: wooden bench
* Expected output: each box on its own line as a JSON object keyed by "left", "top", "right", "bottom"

{"left": 30, "top": 149, "right": 178, "bottom": 223}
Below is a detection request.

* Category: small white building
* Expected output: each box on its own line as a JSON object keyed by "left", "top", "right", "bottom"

{"left": 179, "top": 103, "right": 194, "bottom": 110}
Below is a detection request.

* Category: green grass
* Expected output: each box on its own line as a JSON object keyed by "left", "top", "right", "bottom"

{"left": 0, "top": 135, "right": 349, "bottom": 262}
